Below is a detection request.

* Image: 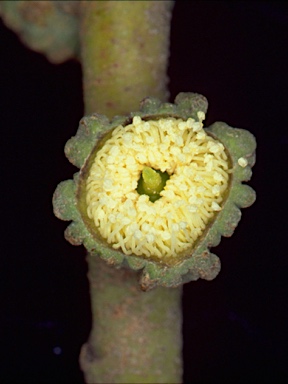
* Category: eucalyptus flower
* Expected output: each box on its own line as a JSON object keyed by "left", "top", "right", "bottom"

{"left": 53, "top": 93, "right": 256, "bottom": 290}
{"left": 0, "top": 1, "right": 79, "bottom": 63}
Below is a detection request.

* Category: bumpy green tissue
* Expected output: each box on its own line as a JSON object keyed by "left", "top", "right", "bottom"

{"left": 0, "top": 1, "right": 79, "bottom": 63}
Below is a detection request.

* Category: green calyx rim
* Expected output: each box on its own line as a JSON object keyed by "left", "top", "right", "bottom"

{"left": 53, "top": 93, "right": 256, "bottom": 290}
{"left": 0, "top": 1, "right": 79, "bottom": 63}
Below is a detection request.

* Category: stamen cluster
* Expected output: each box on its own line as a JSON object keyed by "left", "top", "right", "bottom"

{"left": 86, "top": 114, "right": 230, "bottom": 260}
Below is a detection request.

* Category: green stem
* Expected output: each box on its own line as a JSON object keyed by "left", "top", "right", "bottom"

{"left": 80, "top": 0, "right": 172, "bottom": 116}
{"left": 79, "top": 2, "right": 182, "bottom": 383}
{"left": 80, "top": 255, "right": 182, "bottom": 384}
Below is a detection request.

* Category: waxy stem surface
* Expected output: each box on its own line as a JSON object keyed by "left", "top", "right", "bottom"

{"left": 80, "top": 0, "right": 172, "bottom": 117}
{"left": 80, "top": 255, "right": 182, "bottom": 384}
{"left": 78, "top": 2, "right": 181, "bottom": 383}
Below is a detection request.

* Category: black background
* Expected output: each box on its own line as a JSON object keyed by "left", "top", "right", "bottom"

{"left": 1, "top": 2, "right": 287, "bottom": 383}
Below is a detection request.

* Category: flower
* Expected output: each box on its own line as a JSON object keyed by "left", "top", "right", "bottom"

{"left": 53, "top": 93, "right": 256, "bottom": 290}
{"left": 0, "top": 1, "right": 79, "bottom": 63}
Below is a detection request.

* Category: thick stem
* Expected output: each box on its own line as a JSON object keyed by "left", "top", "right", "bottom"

{"left": 80, "top": 0, "right": 172, "bottom": 116}
{"left": 80, "top": 255, "right": 182, "bottom": 384}
{"left": 79, "top": 1, "right": 182, "bottom": 383}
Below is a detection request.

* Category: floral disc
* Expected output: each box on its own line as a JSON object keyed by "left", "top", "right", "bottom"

{"left": 53, "top": 93, "right": 256, "bottom": 290}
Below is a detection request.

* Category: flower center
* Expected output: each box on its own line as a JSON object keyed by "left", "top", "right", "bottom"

{"left": 137, "top": 167, "right": 170, "bottom": 202}
{"left": 85, "top": 115, "right": 231, "bottom": 264}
